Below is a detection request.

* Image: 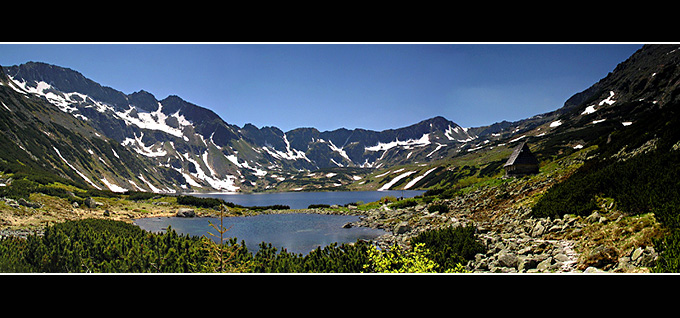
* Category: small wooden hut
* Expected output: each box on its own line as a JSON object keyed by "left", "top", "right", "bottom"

{"left": 503, "top": 141, "right": 539, "bottom": 177}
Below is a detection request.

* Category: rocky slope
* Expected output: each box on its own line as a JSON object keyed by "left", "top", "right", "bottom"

{"left": 340, "top": 144, "right": 663, "bottom": 273}
{"left": 342, "top": 44, "right": 680, "bottom": 273}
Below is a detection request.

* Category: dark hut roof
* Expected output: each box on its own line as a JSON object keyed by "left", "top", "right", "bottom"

{"left": 504, "top": 141, "right": 539, "bottom": 167}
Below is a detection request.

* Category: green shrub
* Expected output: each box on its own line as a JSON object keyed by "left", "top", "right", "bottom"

{"left": 422, "top": 188, "right": 445, "bottom": 197}
{"left": 0, "top": 219, "right": 211, "bottom": 273}
{"left": 0, "top": 219, "right": 376, "bottom": 273}
{"left": 248, "top": 204, "right": 290, "bottom": 211}
{"left": 653, "top": 227, "right": 680, "bottom": 273}
{"left": 388, "top": 199, "right": 418, "bottom": 209}
{"left": 251, "top": 241, "right": 372, "bottom": 273}
{"left": 0, "top": 178, "right": 38, "bottom": 200}
{"left": 532, "top": 149, "right": 680, "bottom": 221}
{"left": 177, "top": 195, "right": 239, "bottom": 209}
{"left": 127, "top": 192, "right": 158, "bottom": 201}
{"left": 428, "top": 202, "right": 449, "bottom": 214}
{"left": 0, "top": 218, "right": 489, "bottom": 273}
{"left": 363, "top": 243, "right": 440, "bottom": 273}
{"left": 410, "top": 225, "right": 485, "bottom": 271}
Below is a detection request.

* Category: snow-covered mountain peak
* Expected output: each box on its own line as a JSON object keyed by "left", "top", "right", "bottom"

{"left": 0, "top": 60, "right": 564, "bottom": 193}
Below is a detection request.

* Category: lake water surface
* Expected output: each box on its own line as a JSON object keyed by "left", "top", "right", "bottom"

{"left": 134, "top": 213, "right": 388, "bottom": 255}
{"left": 135, "top": 190, "right": 423, "bottom": 255}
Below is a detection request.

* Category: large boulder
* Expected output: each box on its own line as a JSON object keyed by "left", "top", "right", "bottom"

{"left": 498, "top": 252, "right": 519, "bottom": 269}
{"left": 85, "top": 197, "right": 98, "bottom": 209}
{"left": 631, "top": 246, "right": 658, "bottom": 268}
{"left": 18, "top": 198, "right": 42, "bottom": 209}
{"left": 531, "top": 221, "right": 546, "bottom": 237}
{"left": 394, "top": 222, "right": 411, "bottom": 234}
{"left": 176, "top": 208, "right": 196, "bottom": 218}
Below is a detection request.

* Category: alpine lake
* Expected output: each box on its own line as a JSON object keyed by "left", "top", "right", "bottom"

{"left": 133, "top": 190, "right": 424, "bottom": 255}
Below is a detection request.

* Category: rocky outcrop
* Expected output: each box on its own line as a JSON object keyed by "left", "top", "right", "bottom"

{"left": 176, "top": 208, "right": 196, "bottom": 218}
{"left": 343, "top": 160, "right": 660, "bottom": 273}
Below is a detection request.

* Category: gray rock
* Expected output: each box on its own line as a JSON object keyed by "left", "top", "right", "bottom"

{"left": 18, "top": 198, "right": 42, "bottom": 209}
{"left": 517, "top": 246, "right": 534, "bottom": 255}
{"left": 518, "top": 256, "right": 539, "bottom": 272}
{"left": 176, "top": 208, "right": 196, "bottom": 217}
{"left": 537, "top": 257, "right": 553, "bottom": 272}
{"left": 394, "top": 222, "right": 411, "bottom": 234}
{"left": 531, "top": 222, "right": 545, "bottom": 237}
{"left": 631, "top": 247, "right": 644, "bottom": 261}
{"left": 584, "top": 266, "right": 604, "bottom": 273}
{"left": 473, "top": 254, "right": 489, "bottom": 271}
{"left": 553, "top": 253, "right": 570, "bottom": 263}
{"left": 548, "top": 224, "right": 563, "bottom": 233}
{"left": 638, "top": 246, "right": 658, "bottom": 267}
{"left": 563, "top": 214, "right": 577, "bottom": 226}
{"left": 498, "top": 252, "right": 519, "bottom": 268}
{"left": 85, "top": 197, "right": 98, "bottom": 209}
{"left": 586, "top": 211, "right": 601, "bottom": 223}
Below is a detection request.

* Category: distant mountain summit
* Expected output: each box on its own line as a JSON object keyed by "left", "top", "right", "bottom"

{"left": 1, "top": 62, "right": 481, "bottom": 193}
{"left": 2, "top": 44, "right": 676, "bottom": 193}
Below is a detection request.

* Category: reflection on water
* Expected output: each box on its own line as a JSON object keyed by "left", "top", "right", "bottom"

{"left": 134, "top": 213, "right": 388, "bottom": 255}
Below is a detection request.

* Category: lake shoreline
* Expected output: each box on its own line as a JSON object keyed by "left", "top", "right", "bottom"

{"left": 131, "top": 202, "right": 404, "bottom": 253}
{"left": 194, "top": 205, "right": 411, "bottom": 251}
{"left": 135, "top": 210, "right": 391, "bottom": 255}
{"left": 0, "top": 188, "right": 437, "bottom": 261}
{"left": 191, "top": 189, "right": 425, "bottom": 210}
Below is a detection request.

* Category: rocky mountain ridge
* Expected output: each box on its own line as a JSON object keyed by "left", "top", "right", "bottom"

{"left": 0, "top": 61, "right": 497, "bottom": 194}
{"left": 2, "top": 44, "right": 678, "bottom": 196}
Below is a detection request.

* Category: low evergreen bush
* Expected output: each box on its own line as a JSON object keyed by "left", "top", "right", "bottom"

{"left": 0, "top": 218, "right": 481, "bottom": 273}
{"left": 410, "top": 225, "right": 485, "bottom": 271}
{"left": 388, "top": 199, "right": 418, "bottom": 209}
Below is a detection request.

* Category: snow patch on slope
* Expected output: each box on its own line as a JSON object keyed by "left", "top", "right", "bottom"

{"left": 582, "top": 91, "right": 617, "bottom": 116}
{"left": 115, "top": 103, "right": 188, "bottom": 138}
{"left": 227, "top": 154, "right": 267, "bottom": 176}
{"left": 121, "top": 132, "right": 167, "bottom": 157}
{"left": 599, "top": 91, "right": 616, "bottom": 106}
{"left": 262, "top": 134, "right": 310, "bottom": 162}
{"left": 404, "top": 167, "right": 437, "bottom": 189}
{"left": 427, "top": 143, "right": 446, "bottom": 157}
{"left": 182, "top": 153, "right": 239, "bottom": 192}
{"left": 327, "top": 140, "right": 351, "bottom": 162}
{"left": 53, "top": 147, "right": 102, "bottom": 190}
{"left": 581, "top": 105, "right": 597, "bottom": 115}
{"left": 366, "top": 134, "right": 431, "bottom": 152}
{"left": 9, "top": 78, "right": 114, "bottom": 115}
{"left": 137, "top": 175, "right": 162, "bottom": 193}
{"left": 101, "top": 177, "right": 127, "bottom": 193}
{"left": 446, "top": 125, "right": 476, "bottom": 142}
{"left": 379, "top": 170, "right": 417, "bottom": 191}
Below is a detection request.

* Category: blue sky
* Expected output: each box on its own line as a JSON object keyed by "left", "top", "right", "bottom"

{"left": 0, "top": 43, "right": 643, "bottom": 132}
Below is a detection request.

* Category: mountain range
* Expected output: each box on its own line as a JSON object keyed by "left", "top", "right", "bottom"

{"left": 1, "top": 44, "right": 678, "bottom": 194}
